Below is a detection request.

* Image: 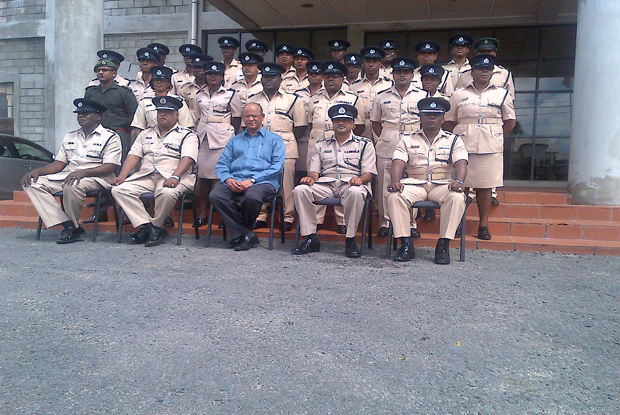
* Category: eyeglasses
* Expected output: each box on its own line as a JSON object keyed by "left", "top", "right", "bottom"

{"left": 96, "top": 68, "right": 114, "bottom": 73}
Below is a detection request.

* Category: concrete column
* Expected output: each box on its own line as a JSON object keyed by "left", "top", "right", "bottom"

{"left": 569, "top": 0, "right": 620, "bottom": 205}
{"left": 45, "top": 0, "right": 103, "bottom": 150}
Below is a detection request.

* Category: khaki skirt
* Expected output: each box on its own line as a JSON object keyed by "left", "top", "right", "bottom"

{"left": 464, "top": 153, "right": 503, "bottom": 189}
{"left": 197, "top": 146, "right": 225, "bottom": 179}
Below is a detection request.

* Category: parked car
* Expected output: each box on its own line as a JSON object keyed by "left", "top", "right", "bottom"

{"left": 0, "top": 134, "right": 55, "bottom": 200}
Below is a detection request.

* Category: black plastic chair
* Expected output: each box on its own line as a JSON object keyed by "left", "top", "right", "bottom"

{"left": 385, "top": 200, "right": 467, "bottom": 262}
{"left": 205, "top": 191, "right": 285, "bottom": 250}
{"left": 117, "top": 191, "right": 196, "bottom": 245}
{"left": 36, "top": 188, "right": 117, "bottom": 242}
{"left": 293, "top": 195, "right": 373, "bottom": 255}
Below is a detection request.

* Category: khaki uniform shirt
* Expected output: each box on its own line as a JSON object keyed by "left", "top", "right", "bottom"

{"left": 308, "top": 88, "right": 366, "bottom": 141}
{"left": 443, "top": 58, "right": 471, "bottom": 89}
{"left": 127, "top": 124, "right": 199, "bottom": 189}
{"left": 370, "top": 84, "right": 427, "bottom": 158}
{"left": 456, "top": 64, "right": 515, "bottom": 98}
{"left": 343, "top": 74, "right": 362, "bottom": 91}
{"left": 129, "top": 74, "right": 155, "bottom": 103}
{"left": 393, "top": 129, "right": 468, "bottom": 184}
{"left": 170, "top": 69, "right": 195, "bottom": 95}
{"left": 130, "top": 94, "right": 196, "bottom": 131}
{"left": 282, "top": 70, "right": 309, "bottom": 94}
{"left": 176, "top": 80, "right": 206, "bottom": 124}
{"left": 230, "top": 75, "right": 263, "bottom": 109}
{"left": 295, "top": 86, "right": 322, "bottom": 144}
{"left": 248, "top": 88, "right": 307, "bottom": 158}
{"left": 412, "top": 67, "right": 455, "bottom": 97}
{"left": 379, "top": 65, "right": 393, "bottom": 81}
{"left": 88, "top": 74, "right": 131, "bottom": 88}
{"left": 349, "top": 75, "right": 393, "bottom": 139}
{"left": 196, "top": 86, "right": 242, "bottom": 149}
{"left": 48, "top": 124, "right": 122, "bottom": 189}
{"left": 227, "top": 68, "right": 244, "bottom": 86}
{"left": 223, "top": 58, "right": 242, "bottom": 88}
{"left": 310, "top": 133, "right": 377, "bottom": 191}
{"left": 445, "top": 83, "right": 516, "bottom": 154}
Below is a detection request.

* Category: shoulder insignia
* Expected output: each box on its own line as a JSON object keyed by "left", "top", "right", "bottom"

{"left": 377, "top": 87, "right": 391, "bottom": 95}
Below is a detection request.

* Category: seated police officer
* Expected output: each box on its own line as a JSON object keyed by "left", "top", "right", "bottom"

{"left": 387, "top": 97, "right": 468, "bottom": 264}
{"left": 112, "top": 96, "right": 199, "bottom": 246}
{"left": 292, "top": 104, "right": 377, "bottom": 258}
{"left": 21, "top": 98, "right": 122, "bottom": 243}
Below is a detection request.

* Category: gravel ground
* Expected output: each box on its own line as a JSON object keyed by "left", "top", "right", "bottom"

{"left": 1, "top": 227, "right": 619, "bottom": 414}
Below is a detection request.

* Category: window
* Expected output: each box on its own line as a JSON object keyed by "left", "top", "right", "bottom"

{"left": 0, "top": 83, "right": 15, "bottom": 136}
{"left": 12, "top": 141, "right": 53, "bottom": 162}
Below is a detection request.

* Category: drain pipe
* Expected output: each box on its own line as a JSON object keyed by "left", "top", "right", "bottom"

{"left": 190, "top": 0, "right": 199, "bottom": 44}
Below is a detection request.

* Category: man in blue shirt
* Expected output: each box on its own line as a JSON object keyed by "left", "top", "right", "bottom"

{"left": 211, "top": 102, "right": 286, "bottom": 251}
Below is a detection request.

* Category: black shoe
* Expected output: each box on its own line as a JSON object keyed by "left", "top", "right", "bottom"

{"left": 82, "top": 212, "right": 108, "bottom": 224}
{"left": 56, "top": 225, "right": 84, "bottom": 244}
{"left": 434, "top": 238, "right": 451, "bottom": 265}
{"left": 130, "top": 227, "right": 150, "bottom": 244}
{"left": 194, "top": 218, "right": 205, "bottom": 228}
{"left": 377, "top": 226, "right": 389, "bottom": 237}
{"left": 291, "top": 237, "right": 320, "bottom": 255}
{"left": 454, "top": 225, "right": 462, "bottom": 238}
{"left": 284, "top": 222, "right": 293, "bottom": 232}
{"left": 477, "top": 226, "right": 492, "bottom": 240}
{"left": 163, "top": 216, "right": 175, "bottom": 228}
{"left": 226, "top": 235, "right": 244, "bottom": 249}
{"left": 337, "top": 225, "right": 346, "bottom": 235}
{"left": 345, "top": 238, "right": 361, "bottom": 258}
{"left": 145, "top": 226, "right": 169, "bottom": 247}
{"left": 424, "top": 208, "right": 436, "bottom": 221}
{"left": 234, "top": 232, "right": 260, "bottom": 251}
{"left": 316, "top": 224, "right": 323, "bottom": 231}
{"left": 253, "top": 220, "right": 267, "bottom": 230}
{"left": 491, "top": 197, "right": 500, "bottom": 206}
{"left": 218, "top": 221, "right": 224, "bottom": 229}
{"left": 410, "top": 228, "right": 421, "bottom": 239}
{"left": 393, "top": 237, "right": 415, "bottom": 262}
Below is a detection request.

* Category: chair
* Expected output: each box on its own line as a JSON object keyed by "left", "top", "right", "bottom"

{"left": 116, "top": 190, "right": 197, "bottom": 245}
{"left": 385, "top": 200, "right": 467, "bottom": 262}
{"left": 36, "top": 189, "right": 117, "bottom": 242}
{"left": 293, "top": 196, "right": 373, "bottom": 255}
{"left": 205, "top": 191, "right": 285, "bottom": 250}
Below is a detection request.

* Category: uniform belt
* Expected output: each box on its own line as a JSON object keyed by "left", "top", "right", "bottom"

{"left": 408, "top": 172, "right": 451, "bottom": 181}
{"left": 382, "top": 123, "right": 417, "bottom": 131}
{"left": 202, "top": 117, "right": 231, "bottom": 124}
{"left": 458, "top": 118, "right": 503, "bottom": 125}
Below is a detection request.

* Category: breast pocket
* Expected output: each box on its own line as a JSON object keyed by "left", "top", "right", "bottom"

{"left": 321, "top": 151, "right": 337, "bottom": 168}
{"left": 435, "top": 146, "right": 451, "bottom": 163}
{"left": 482, "top": 99, "right": 503, "bottom": 118}
{"left": 213, "top": 103, "right": 229, "bottom": 114}
{"left": 457, "top": 101, "right": 476, "bottom": 119}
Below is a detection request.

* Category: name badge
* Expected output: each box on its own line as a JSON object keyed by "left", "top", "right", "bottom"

{"left": 323, "top": 150, "right": 332, "bottom": 153}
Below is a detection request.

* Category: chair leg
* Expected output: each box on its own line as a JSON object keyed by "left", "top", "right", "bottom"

{"left": 192, "top": 195, "right": 199, "bottom": 240}
{"left": 268, "top": 197, "right": 277, "bottom": 250}
{"left": 294, "top": 219, "right": 300, "bottom": 248}
{"left": 36, "top": 218, "right": 43, "bottom": 240}
{"left": 205, "top": 204, "right": 214, "bottom": 247}
{"left": 368, "top": 201, "right": 373, "bottom": 250}
{"left": 111, "top": 197, "right": 119, "bottom": 230}
{"left": 117, "top": 209, "right": 125, "bottom": 243}
{"left": 386, "top": 220, "right": 394, "bottom": 258}
{"left": 361, "top": 199, "right": 369, "bottom": 256}
{"left": 177, "top": 193, "right": 186, "bottom": 246}
{"left": 92, "top": 192, "right": 101, "bottom": 243}
{"left": 460, "top": 205, "right": 467, "bottom": 262}
{"left": 279, "top": 196, "right": 285, "bottom": 244}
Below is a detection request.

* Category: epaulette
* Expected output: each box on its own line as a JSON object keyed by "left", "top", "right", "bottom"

{"left": 351, "top": 78, "right": 363, "bottom": 85}
{"left": 247, "top": 91, "right": 261, "bottom": 99}
{"left": 85, "top": 85, "right": 97, "bottom": 90}
{"left": 377, "top": 87, "right": 391, "bottom": 95}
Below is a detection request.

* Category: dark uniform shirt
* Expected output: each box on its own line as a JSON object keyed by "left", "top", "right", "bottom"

{"left": 84, "top": 83, "right": 138, "bottom": 130}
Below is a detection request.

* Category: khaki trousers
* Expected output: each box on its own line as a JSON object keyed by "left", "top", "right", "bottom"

{"left": 387, "top": 183, "right": 465, "bottom": 239}
{"left": 112, "top": 172, "right": 187, "bottom": 228}
{"left": 257, "top": 158, "right": 296, "bottom": 224}
{"left": 377, "top": 158, "right": 418, "bottom": 229}
{"left": 293, "top": 181, "right": 368, "bottom": 238}
{"left": 23, "top": 176, "right": 104, "bottom": 228}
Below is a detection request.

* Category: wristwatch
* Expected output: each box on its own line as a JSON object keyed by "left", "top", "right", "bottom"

{"left": 455, "top": 179, "right": 464, "bottom": 185}
{"left": 250, "top": 178, "right": 256, "bottom": 183}
{"left": 171, "top": 175, "right": 181, "bottom": 181}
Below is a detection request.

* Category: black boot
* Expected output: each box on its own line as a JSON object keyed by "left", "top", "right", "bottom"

{"left": 434, "top": 238, "right": 451, "bottom": 265}
{"left": 345, "top": 237, "right": 361, "bottom": 258}
{"left": 393, "top": 237, "right": 415, "bottom": 262}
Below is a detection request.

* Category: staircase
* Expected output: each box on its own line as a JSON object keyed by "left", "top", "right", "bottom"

{"left": 1, "top": 188, "right": 620, "bottom": 256}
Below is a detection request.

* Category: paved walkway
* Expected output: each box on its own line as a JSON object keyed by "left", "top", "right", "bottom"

{"left": 1, "top": 228, "right": 619, "bottom": 414}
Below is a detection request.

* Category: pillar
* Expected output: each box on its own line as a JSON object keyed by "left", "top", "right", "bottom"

{"left": 569, "top": 0, "right": 620, "bottom": 205}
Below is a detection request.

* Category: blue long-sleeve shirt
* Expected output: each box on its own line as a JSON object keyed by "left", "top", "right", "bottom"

{"left": 215, "top": 126, "right": 286, "bottom": 191}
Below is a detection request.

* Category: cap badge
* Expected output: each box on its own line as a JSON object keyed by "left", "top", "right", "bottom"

{"left": 328, "top": 64, "right": 334, "bottom": 69}
{"left": 338, "top": 107, "right": 346, "bottom": 114}
{"left": 145, "top": 51, "right": 149, "bottom": 57}
{"left": 159, "top": 97, "right": 166, "bottom": 104}
{"left": 484, "top": 40, "right": 489, "bottom": 44}
{"left": 244, "top": 55, "right": 250, "bottom": 61}
{"left": 77, "top": 102, "right": 83, "bottom": 107}
{"left": 265, "top": 66, "right": 271, "bottom": 72}
{"left": 312, "top": 65, "right": 318, "bottom": 70}
{"left": 483, "top": 58, "right": 489, "bottom": 64}
{"left": 399, "top": 60, "right": 405, "bottom": 66}
{"left": 351, "top": 57, "right": 356, "bottom": 61}
{"left": 429, "top": 67, "right": 435, "bottom": 73}
{"left": 430, "top": 102, "right": 437, "bottom": 108}
{"left": 185, "top": 47, "right": 190, "bottom": 52}
{"left": 370, "top": 49, "right": 375, "bottom": 54}
{"left": 194, "top": 57, "right": 200, "bottom": 62}
{"left": 252, "top": 42, "right": 256, "bottom": 47}
{"left": 386, "top": 42, "right": 391, "bottom": 47}
{"left": 224, "top": 39, "right": 229, "bottom": 44}
{"left": 459, "top": 37, "right": 464, "bottom": 42}
{"left": 334, "top": 42, "right": 339, "bottom": 47}
{"left": 156, "top": 70, "right": 162, "bottom": 75}
{"left": 211, "top": 64, "right": 217, "bottom": 70}
{"left": 426, "top": 44, "right": 430, "bottom": 49}
{"left": 102, "top": 53, "right": 108, "bottom": 58}
{"left": 283, "top": 46, "right": 288, "bottom": 50}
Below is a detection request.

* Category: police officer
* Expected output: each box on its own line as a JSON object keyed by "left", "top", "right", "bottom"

{"left": 349, "top": 46, "right": 393, "bottom": 140}
{"left": 294, "top": 61, "right": 323, "bottom": 179}
{"left": 443, "top": 34, "right": 473, "bottom": 89}
{"left": 129, "top": 47, "right": 161, "bottom": 102}
{"left": 195, "top": 61, "right": 242, "bottom": 226}
{"left": 307, "top": 61, "right": 366, "bottom": 233}
{"left": 248, "top": 63, "right": 308, "bottom": 231}
{"left": 171, "top": 44, "right": 203, "bottom": 94}
{"left": 230, "top": 52, "right": 264, "bottom": 109}
{"left": 21, "top": 99, "right": 122, "bottom": 243}
{"left": 292, "top": 103, "right": 377, "bottom": 258}
{"left": 456, "top": 38, "right": 515, "bottom": 98}
{"left": 420, "top": 64, "right": 448, "bottom": 98}
{"left": 174, "top": 53, "right": 214, "bottom": 126}
{"left": 283, "top": 47, "right": 314, "bottom": 93}
{"left": 276, "top": 43, "right": 296, "bottom": 78}
{"left": 444, "top": 54, "right": 516, "bottom": 240}
{"left": 88, "top": 50, "right": 131, "bottom": 87}
{"left": 147, "top": 43, "right": 173, "bottom": 67}
{"left": 112, "top": 96, "right": 199, "bottom": 246}
{"left": 328, "top": 39, "right": 350, "bottom": 63}
{"left": 343, "top": 53, "right": 362, "bottom": 90}
{"left": 371, "top": 57, "right": 426, "bottom": 237}
{"left": 387, "top": 97, "right": 468, "bottom": 264}
{"left": 379, "top": 39, "right": 400, "bottom": 80}
{"left": 228, "top": 39, "right": 271, "bottom": 86}
{"left": 413, "top": 41, "right": 454, "bottom": 96}
{"left": 218, "top": 36, "right": 242, "bottom": 87}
